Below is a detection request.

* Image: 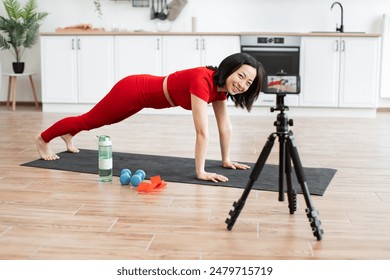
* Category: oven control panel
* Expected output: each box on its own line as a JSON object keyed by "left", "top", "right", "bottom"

{"left": 241, "top": 36, "right": 301, "bottom": 47}
{"left": 257, "top": 37, "right": 284, "bottom": 44}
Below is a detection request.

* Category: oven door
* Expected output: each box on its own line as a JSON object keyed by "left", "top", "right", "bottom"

{"left": 241, "top": 46, "right": 300, "bottom": 75}
{"left": 241, "top": 46, "right": 300, "bottom": 107}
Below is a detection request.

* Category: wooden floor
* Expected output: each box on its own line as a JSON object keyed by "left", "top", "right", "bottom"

{"left": 0, "top": 105, "right": 390, "bottom": 260}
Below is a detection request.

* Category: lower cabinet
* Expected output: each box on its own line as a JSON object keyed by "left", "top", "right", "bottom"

{"left": 162, "top": 35, "right": 240, "bottom": 75}
{"left": 114, "top": 35, "right": 162, "bottom": 81}
{"left": 40, "top": 34, "right": 380, "bottom": 113}
{"left": 300, "top": 36, "right": 380, "bottom": 108}
{"left": 41, "top": 35, "right": 114, "bottom": 106}
{"left": 41, "top": 34, "right": 240, "bottom": 111}
{"left": 114, "top": 35, "right": 240, "bottom": 81}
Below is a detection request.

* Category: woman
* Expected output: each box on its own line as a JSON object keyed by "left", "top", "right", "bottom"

{"left": 35, "top": 53, "right": 265, "bottom": 182}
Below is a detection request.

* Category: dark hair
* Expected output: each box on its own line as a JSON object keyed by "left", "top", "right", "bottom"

{"left": 207, "top": 53, "right": 265, "bottom": 112}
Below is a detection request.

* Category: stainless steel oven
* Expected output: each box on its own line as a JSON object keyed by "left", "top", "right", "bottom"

{"left": 240, "top": 35, "right": 301, "bottom": 75}
{"left": 240, "top": 35, "right": 301, "bottom": 106}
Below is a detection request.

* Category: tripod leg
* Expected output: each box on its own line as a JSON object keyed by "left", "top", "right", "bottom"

{"left": 286, "top": 131, "right": 324, "bottom": 241}
{"left": 285, "top": 147, "right": 297, "bottom": 214}
{"left": 226, "top": 133, "right": 277, "bottom": 230}
{"left": 278, "top": 137, "right": 286, "bottom": 202}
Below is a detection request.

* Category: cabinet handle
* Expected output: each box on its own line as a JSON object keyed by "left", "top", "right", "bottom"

{"left": 157, "top": 38, "right": 160, "bottom": 50}
{"left": 77, "top": 38, "right": 81, "bottom": 50}
{"left": 341, "top": 40, "right": 345, "bottom": 52}
{"left": 196, "top": 38, "right": 199, "bottom": 50}
{"left": 201, "top": 38, "right": 205, "bottom": 50}
{"left": 334, "top": 40, "right": 339, "bottom": 51}
{"left": 72, "top": 38, "right": 75, "bottom": 50}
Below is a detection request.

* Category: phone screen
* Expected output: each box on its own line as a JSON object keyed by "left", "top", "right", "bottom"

{"left": 263, "top": 75, "right": 300, "bottom": 94}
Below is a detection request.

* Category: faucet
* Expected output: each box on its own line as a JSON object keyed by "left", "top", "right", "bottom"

{"left": 331, "top": 2, "right": 344, "bottom": 32}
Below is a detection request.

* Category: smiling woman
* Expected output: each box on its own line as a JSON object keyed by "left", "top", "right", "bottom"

{"left": 34, "top": 53, "right": 265, "bottom": 182}
{"left": 225, "top": 65, "right": 256, "bottom": 95}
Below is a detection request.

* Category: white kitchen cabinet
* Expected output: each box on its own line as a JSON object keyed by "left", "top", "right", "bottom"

{"left": 200, "top": 36, "right": 241, "bottom": 66}
{"left": 115, "top": 35, "right": 239, "bottom": 78}
{"left": 300, "top": 36, "right": 380, "bottom": 108}
{"left": 41, "top": 36, "right": 78, "bottom": 103}
{"left": 41, "top": 34, "right": 379, "bottom": 114}
{"left": 78, "top": 36, "right": 115, "bottom": 103}
{"left": 162, "top": 36, "right": 201, "bottom": 75}
{"left": 300, "top": 37, "right": 339, "bottom": 107}
{"left": 162, "top": 35, "right": 240, "bottom": 75}
{"left": 41, "top": 35, "right": 114, "bottom": 105}
{"left": 40, "top": 34, "right": 239, "bottom": 112}
{"left": 115, "top": 35, "right": 162, "bottom": 81}
{"left": 338, "top": 37, "right": 380, "bottom": 107}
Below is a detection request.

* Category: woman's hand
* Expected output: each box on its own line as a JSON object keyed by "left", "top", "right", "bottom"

{"left": 222, "top": 161, "right": 251, "bottom": 170}
{"left": 197, "top": 171, "right": 229, "bottom": 183}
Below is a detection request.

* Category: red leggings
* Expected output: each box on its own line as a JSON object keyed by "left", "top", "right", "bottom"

{"left": 41, "top": 75, "right": 171, "bottom": 143}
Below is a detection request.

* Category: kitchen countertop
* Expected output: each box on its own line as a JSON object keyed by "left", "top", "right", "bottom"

{"left": 40, "top": 31, "right": 381, "bottom": 37}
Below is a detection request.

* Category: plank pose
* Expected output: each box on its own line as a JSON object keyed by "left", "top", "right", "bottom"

{"left": 35, "top": 53, "right": 265, "bottom": 182}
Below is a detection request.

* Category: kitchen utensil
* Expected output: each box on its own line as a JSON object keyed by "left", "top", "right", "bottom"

{"left": 157, "top": 0, "right": 168, "bottom": 20}
{"left": 167, "top": 0, "right": 188, "bottom": 21}
{"left": 150, "top": 0, "right": 156, "bottom": 19}
{"left": 161, "top": 0, "right": 168, "bottom": 20}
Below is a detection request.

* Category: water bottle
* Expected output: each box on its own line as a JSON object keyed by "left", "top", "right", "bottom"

{"left": 98, "top": 135, "right": 112, "bottom": 182}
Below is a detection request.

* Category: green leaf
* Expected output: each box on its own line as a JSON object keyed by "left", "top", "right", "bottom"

{"left": 0, "top": 0, "right": 48, "bottom": 61}
{"left": 3, "top": 0, "right": 22, "bottom": 20}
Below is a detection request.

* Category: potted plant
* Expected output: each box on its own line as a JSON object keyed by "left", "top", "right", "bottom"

{"left": 0, "top": 0, "right": 48, "bottom": 73}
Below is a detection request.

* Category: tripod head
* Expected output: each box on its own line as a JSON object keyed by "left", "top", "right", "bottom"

{"left": 270, "top": 93, "right": 294, "bottom": 134}
{"left": 262, "top": 74, "right": 300, "bottom": 132}
{"left": 270, "top": 93, "right": 289, "bottom": 113}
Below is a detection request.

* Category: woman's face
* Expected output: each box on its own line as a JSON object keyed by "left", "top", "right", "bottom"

{"left": 224, "top": 64, "right": 257, "bottom": 95}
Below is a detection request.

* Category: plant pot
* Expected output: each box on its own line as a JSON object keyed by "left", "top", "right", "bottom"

{"left": 12, "top": 62, "right": 25, "bottom": 74}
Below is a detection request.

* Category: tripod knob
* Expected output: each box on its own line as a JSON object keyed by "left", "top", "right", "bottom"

{"left": 289, "top": 119, "right": 294, "bottom": 126}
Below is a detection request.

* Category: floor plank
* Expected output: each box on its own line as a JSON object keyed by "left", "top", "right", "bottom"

{"left": 0, "top": 107, "right": 390, "bottom": 259}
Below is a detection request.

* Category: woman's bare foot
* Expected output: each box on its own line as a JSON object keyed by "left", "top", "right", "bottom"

{"left": 34, "top": 134, "right": 60, "bottom": 160}
{"left": 61, "top": 134, "right": 80, "bottom": 153}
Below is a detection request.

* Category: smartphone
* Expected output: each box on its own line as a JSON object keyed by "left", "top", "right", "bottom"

{"left": 262, "top": 75, "right": 301, "bottom": 94}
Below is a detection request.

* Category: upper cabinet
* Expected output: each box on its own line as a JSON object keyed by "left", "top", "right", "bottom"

{"left": 300, "top": 36, "right": 380, "bottom": 108}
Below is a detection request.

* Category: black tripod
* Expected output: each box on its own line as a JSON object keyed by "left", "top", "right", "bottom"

{"left": 225, "top": 93, "right": 324, "bottom": 241}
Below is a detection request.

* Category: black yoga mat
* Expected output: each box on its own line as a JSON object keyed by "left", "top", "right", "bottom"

{"left": 21, "top": 149, "right": 336, "bottom": 196}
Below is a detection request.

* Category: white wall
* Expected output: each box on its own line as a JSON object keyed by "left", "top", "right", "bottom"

{"left": 1, "top": 0, "right": 390, "bottom": 106}
{"left": 33, "top": 0, "right": 390, "bottom": 34}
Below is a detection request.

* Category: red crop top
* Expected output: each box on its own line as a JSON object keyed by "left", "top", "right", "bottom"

{"left": 166, "top": 67, "right": 227, "bottom": 110}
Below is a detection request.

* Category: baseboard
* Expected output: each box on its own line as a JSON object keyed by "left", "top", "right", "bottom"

{"left": 0, "top": 101, "right": 42, "bottom": 107}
